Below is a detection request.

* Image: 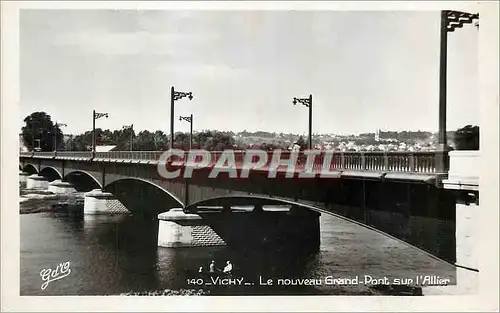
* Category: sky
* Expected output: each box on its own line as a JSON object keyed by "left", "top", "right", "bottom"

{"left": 19, "top": 9, "right": 479, "bottom": 136}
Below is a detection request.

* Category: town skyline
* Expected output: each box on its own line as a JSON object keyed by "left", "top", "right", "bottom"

{"left": 20, "top": 10, "right": 479, "bottom": 136}
{"left": 21, "top": 109, "right": 467, "bottom": 137}
{"left": 22, "top": 110, "right": 475, "bottom": 154}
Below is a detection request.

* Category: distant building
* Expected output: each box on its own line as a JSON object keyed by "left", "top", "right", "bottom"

{"left": 85, "top": 145, "right": 117, "bottom": 152}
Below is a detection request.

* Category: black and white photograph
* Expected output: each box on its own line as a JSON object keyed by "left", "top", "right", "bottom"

{"left": 1, "top": 1, "right": 498, "bottom": 312}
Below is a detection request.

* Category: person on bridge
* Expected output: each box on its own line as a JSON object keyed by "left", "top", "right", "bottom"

{"left": 223, "top": 261, "right": 233, "bottom": 274}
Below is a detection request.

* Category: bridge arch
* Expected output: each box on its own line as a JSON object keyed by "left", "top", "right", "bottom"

{"left": 186, "top": 195, "right": 450, "bottom": 265}
{"left": 64, "top": 170, "right": 102, "bottom": 192}
{"left": 184, "top": 195, "right": 322, "bottom": 252}
{"left": 39, "top": 166, "right": 62, "bottom": 182}
{"left": 22, "top": 163, "right": 38, "bottom": 175}
{"left": 104, "top": 178, "right": 184, "bottom": 217}
{"left": 185, "top": 195, "right": 323, "bottom": 214}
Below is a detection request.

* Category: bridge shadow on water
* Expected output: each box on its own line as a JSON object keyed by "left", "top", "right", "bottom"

{"left": 22, "top": 203, "right": 457, "bottom": 296}
{"left": 30, "top": 186, "right": 458, "bottom": 297}
{"left": 52, "top": 208, "right": 327, "bottom": 295}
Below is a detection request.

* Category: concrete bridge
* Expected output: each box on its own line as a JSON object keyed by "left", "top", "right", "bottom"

{"left": 19, "top": 149, "right": 479, "bottom": 282}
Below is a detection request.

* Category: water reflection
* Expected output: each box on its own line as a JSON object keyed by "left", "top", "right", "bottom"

{"left": 20, "top": 207, "right": 456, "bottom": 296}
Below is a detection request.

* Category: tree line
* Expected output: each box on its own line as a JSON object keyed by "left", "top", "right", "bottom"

{"left": 20, "top": 112, "right": 480, "bottom": 152}
{"left": 21, "top": 112, "right": 241, "bottom": 152}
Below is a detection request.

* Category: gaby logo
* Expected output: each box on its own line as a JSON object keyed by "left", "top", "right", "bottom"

{"left": 157, "top": 149, "right": 340, "bottom": 179}
{"left": 40, "top": 261, "right": 71, "bottom": 290}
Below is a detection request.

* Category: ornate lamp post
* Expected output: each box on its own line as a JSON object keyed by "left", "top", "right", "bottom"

{"left": 122, "top": 124, "right": 134, "bottom": 151}
{"left": 179, "top": 114, "right": 193, "bottom": 150}
{"left": 170, "top": 86, "right": 193, "bottom": 149}
{"left": 293, "top": 94, "right": 313, "bottom": 149}
{"left": 179, "top": 113, "right": 194, "bottom": 206}
{"left": 92, "top": 110, "right": 109, "bottom": 158}
{"left": 436, "top": 10, "right": 479, "bottom": 173}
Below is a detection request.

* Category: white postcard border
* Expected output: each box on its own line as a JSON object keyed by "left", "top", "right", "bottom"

{"left": 1, "top": 1, "right": 498, "bottom": 312}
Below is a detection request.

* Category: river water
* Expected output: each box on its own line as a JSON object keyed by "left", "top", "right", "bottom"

{"left": 20, "top": 201, "right": 456, "bottom": 296}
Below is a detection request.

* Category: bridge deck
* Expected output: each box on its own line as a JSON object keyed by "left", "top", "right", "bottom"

{"left": 20, "top": 150, "right": 445, "bottom": 184}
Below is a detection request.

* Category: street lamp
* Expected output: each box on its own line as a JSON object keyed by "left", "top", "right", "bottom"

{"left": 179, "top": 114, "right": 193, "bottom": 150}
{"left": 293, "top": 94, "right": 313, "bottom": 149}
{"left": 122, "top": 124, "right": 134, "bottom": 151}
{"left": 170, "top": 86, "right": 193, "bottom": 150}
{"left": 53, "top": 122, "right": 67, "bottom": 154}
{"left": 436, "top": 10, "right": 479, "bottom": 173}
{"left": 179, "top": 113, "right": 194, "bottom": 206}
{"left": 93, "top": 110, "right": 109, "bottom": 158}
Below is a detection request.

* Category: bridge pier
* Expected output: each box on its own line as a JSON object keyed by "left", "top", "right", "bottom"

{"left": 83, "top": 189, "right": 130, "bottom": 215}
{"left": 19, "top": 171, "right": 30, "bottom": 188}
{"left": 287, "top": 206, "right": 321, "bottom": 251}
{"left": 157, "top": 208, "right": 226, "bottom": 248}
{"left": 26, "top": 174, "right": 49, "bottom": 190}
{"left": 48, "top": 179, "right": 77, "bottom": 195}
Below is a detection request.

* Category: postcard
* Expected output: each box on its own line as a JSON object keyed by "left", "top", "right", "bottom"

{"left": 1, "top": 1, "right": 498, "bottom": 312}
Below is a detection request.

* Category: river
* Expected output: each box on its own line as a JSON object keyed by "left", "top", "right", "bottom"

{"left": 20, "top": 199, "right": 456, "bottom": 296}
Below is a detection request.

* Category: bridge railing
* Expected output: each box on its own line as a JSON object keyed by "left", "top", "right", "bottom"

{"left": 20, "top": 151, "right": 93, "bottom": 158}
{"left": 94, "top": 151, "right": 166, "bottom": 160}
{"left": 21, "top": 150, "right": 439, "bottom": 173}
{"left": 262, "top": 151, "right": 437, "bottom": 174}
{"left": 57, "top": 151, "right": 93, "bottom": 158}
